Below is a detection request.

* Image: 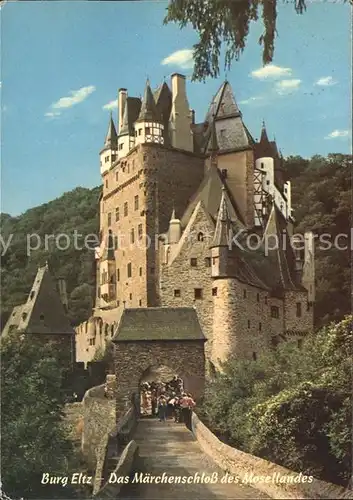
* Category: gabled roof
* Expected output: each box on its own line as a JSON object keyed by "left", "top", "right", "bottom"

{"left": 112, "top": 307, "right": 206, "bottom": 342}
{"left": 136, "top": 80, "right": 162, "bottom": 123}
{"left": 119, "top": 97, "right": 141, "bottom": 136}
{"left": 180, "top": 165, "right": 244, "bottom": 229}
{"left": 3, "top": 266, "right": 74, "bottom": 336}
{"left": 262, "top": 204, "right": 299, "bottom": 291}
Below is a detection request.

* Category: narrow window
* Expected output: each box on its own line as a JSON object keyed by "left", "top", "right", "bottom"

{"left": 296, "top": 302, "right": 302, "bottom": 317}
{"left": 190, "top": 258, "right": 197, "bottom": 267}
{"left": 259, "top": 322, "right": 262, "bottom": 331}
{"left": 22, "top": 312, "right": 27, "bottom": 321}
{"left": 117, "top": 269, "right": 120, "bottom": 282}
{"left": 174, "top": 289, "right": 181, "bottom": 298}
{"left": 257, "top": 293, "right": 260, "bottom": 302}
{"left": 271, "top": 306, "right": 279, "bottom": 319}
{"left": 134, "top": 195, "right": 139, "bottom": 211}
{"left": 139, "top": 299, "right": 142, "bottom": 306}
{"left": 243, "top": 289, "right": 247, "bottom": 299}
{"left": 139, "top": 129, "right": 142, "bottom": 136}
{"left": 204, "top": 257, "right": 211, "bottom": 267}
{"left": 248, "top": 320, "right": 251, "bottom": 328}
{"left": 129, "top": 293, "right": 132, "bottom": 300}
{"left": 138, "top": 224, "right": 143, "bottom": 240}
{"left": 139, "top": 267, "right": 142, "bottom": 277}
{"left": 212, "top": 257, "right": 216, "bottom": 265}
{"left": 105, "top": 179, "right": 108, "bottom": 188}
{"left": 115, "top": 207, "right": 120, "bottom": 221}
{"left": 265, "top": 296, "right": 268, "bottom": 305}
{"left": 114, "top": 236, "right": 118, "bottom": 250}
{"left": 194, "top": 288, "right": 203, "bottom": 299}
{"left": 212, "top": 287, "right": 218, "bottom": 297}
{"left": 124, "top": 202, "right": 128, "bottom": 217}
{"left": 115, "top": 171, "right": 119, "bottom": 182}
{"left": 197, "top": 232, "right": 204, "bottom": 242}
{"left": 107, "top": 212, "right": 112, "bottom": 226}
{"left": 39, "top": 314, "right": 44, "bottom": 321}
{"left": 252, "top": 352, "right": 257, "bottom": 361}
{"left": 30, "top": 291, "right": 35, "bottom": 300}
{"left": 127, "top": 263, "right": 132, "bottom": 278}
{"left": 131, "top": 228, "right": 135, "bottom": 244}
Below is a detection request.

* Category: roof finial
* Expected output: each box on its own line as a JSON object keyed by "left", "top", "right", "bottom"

{"left": 262, "top": 119, "right": 266, "bottom": 129}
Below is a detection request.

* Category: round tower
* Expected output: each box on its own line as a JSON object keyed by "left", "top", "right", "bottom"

{"left": 100, "top": 113, "right": 118, "bottom": 175}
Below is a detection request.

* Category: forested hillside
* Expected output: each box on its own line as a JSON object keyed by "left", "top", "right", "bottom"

{"left": 0, "top": 154, "right": 350, "bottom": 331}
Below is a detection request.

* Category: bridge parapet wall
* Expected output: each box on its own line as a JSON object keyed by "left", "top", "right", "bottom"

{"left": 191, "top": 413, "right": 353, "bottom": 499}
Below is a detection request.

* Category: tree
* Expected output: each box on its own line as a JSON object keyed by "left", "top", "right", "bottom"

{"left": 164, "top": 0, "right": 350, "bottom": 81}
{"left": 1, "top": 333, "right": 79, "bottom": 499}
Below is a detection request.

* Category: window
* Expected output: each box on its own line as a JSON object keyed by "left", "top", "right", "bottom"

{"left": 30, "top": 291, "right": 35, "bottom": 300}
{"left": 139, "top": 128, "right": 142, "bottom": 136}
{"left": 119, "top": 143, "right": 123, "bottom": 150}
{"left": 139, "top": 299, "right": 142, "bottom": 306}
{"left": 174, "top": 289, "right": 181, "bottom": 298}
{"left": 261, "top": 162, "right": 264, "bottom": 169}
{"left": 212, "top": 287, "right": 218, "bottom": 297}
{"left": 265, "top": 296, "right": 268, "bottom": 305}
{"left": 248, "top": 320, "right": 251, "bottom": 328}
{"left": 105, "top": 156, "right": 109, "bottom": 163}
{"left": 115, "top": 207, "right": 120, "bottom": 221}
{"left": 134, "top": 195, "right": 139, "bottom": 211}
{"left": 190, "top": 258, "right": 197, "bottom": 267}
{"left": 105, "top": 179, "right": 108, "bottom": 188}
{"left": 296, "top": 302, "right": 302, "bottom": 317}
{"left": 124, "top": 202, "right": 128, "bottom": 217}
{"left": 145, "top": 126, "right": 151, "bottom": 134}
{"left": 139, "top": 267, "right": 142, "bottom": 276}
{"left": 243, "top": 289, "right": 247, "bottom": 298}
{"left": 220, "top": 129, "right": 226, "bottom": 137}
{"left": 259, "top": 322, "right": 262, "bottom": 331}
{"left": 131, "top": 228, "right": 135, "bottom": 244}
{"left": 114, "top": 236, "right": 118, "bottom": 250}
{"left": 138, "top": 224, "right": 143, "bottom": 240}
{"left": 39, "top": 314, "right": 44, "bottom": 321}
{"left": 271, "top": 306, "right": 279, "bottom": 318}
{"left": 257, "top": 293, "right": 260, "bottom": 302}
{"left": 194, "top": 288, "right": 203, "bottom": 299}
{"left": 115, "top": 171, "right": 119, "bottom": 182}
{"left": 252, "top": 352, "right": 257, "bottom": 361}
{"left": 212, "top": 257, "right": 216, "bottom": 265}
{"left": 129, "top": 293, "right": 132, "bottom": 300}
{"left": 112, "top": 154, "right": 116, "bottom": 162}
{"left": 197, "top": 232, "right": 204, "bottom": 242}
{"left": 266, "top": 180, "right": 270, "bottom": 185}
{"left": 205, "top": 257, "right": 211, "bottom": 267}
{"left": 117, "top": 269, "right": 120, "bottom": 282}
{"left": 127, "top": 263, "right": 132, "bottom": 278}
{"left": 22, "top": 312, "right": 27, "bottom": 321}
{"left": 107, "top": 212, "right": 112, "bottom": 226}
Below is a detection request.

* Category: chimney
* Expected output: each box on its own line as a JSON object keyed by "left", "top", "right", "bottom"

{"left": 57, "top": 278, "right": 69, "bottom": 313}
{"left": 171, "top": 73, "right": 186, "bottom": 100}
{"left": 118, "top": 88, "right": 127, "bottom": 134}
{"left": 170, "top": 73, "right": 193, "bottom": 152}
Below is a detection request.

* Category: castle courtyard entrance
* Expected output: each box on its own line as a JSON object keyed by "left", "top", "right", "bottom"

{"left": 112, "top": 308, "right": 206, "bottom": 418}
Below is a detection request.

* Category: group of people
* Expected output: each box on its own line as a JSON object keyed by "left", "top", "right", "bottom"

{"left": 140, "top": 375, "right": 196, "bottom": 425}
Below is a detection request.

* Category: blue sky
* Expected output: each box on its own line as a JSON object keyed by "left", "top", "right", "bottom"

{"left": 1, "top": 1, "right": 351, "bottom": 216}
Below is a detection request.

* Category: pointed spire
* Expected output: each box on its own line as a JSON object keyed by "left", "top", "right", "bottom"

{"left": 137, "top": 79, "right": 161, "bottom": 123}
{"left": 104, "top": 114, "right": 118, "bottom": 148}
{"left": 260, "top": 120, "right": 270, "bottom": 144}
{"left": 209, "top": 120, "right": 219, "bottom": 155}
{"left": 210, "top": 187, "right": 231, "bottom": 248}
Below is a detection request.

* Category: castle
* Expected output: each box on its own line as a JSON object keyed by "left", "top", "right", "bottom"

{"left": 75, "top": 73, "right": 315, "bottom": 371}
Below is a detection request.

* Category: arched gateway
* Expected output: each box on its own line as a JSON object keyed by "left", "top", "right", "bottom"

{"left": 112, "top": 307, "right": 206, "bottom": 417}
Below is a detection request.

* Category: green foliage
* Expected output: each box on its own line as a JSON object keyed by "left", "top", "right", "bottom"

{"left": 164, "top": 0, "right": 308, "bottom": 81}
{"left": 284, "top": 153, "right": 351, "bottom": 327}
{"left": 1, "top": 186, "right": 100, "bottom": 329}
{"left": 1, "top": 333, "right": 81, "bottom": 499}
{"left": 201, "top": 316, "right": 352, "bottom": 485}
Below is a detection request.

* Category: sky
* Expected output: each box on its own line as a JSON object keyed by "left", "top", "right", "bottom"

{"left": 1, "top": 1, "right": 351, "bottom": 216}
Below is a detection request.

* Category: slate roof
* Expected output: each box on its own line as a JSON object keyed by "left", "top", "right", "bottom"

{"left": 112, "top": 307, "right": 206, "bottom": 342}
{"left": 136, "top": 80, "right": 162, "bottom": 123}
{"left": 154, "top": 82, "right": 172, "bottom": 145}
{"left": 2, "top": 265, "right": 74, "bottom": 336}
{"left": 104, "top": 115, "right": 118, "bottom": 149}
{"left": 180, "top": 165, "right": 245, "bottom": 228}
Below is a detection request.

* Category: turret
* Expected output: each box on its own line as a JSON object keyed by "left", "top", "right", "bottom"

{"left": 168, "top": 209, "right": 182, "bottom": 244}
{"left": 134, "top": 79, "right": 164, "bottom": 146}
{"left": 169, "top": 73, "right": 193, "bottom": 152}
{"left": 210, "top": 187, "right": 232, "bottom": 277}
{"left": 100, "top": 114, "right": 118, "bottom": 175}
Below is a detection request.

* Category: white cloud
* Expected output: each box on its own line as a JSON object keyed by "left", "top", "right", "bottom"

{"left": 239, "top": 96, "right": 264, "bottom": 105}
{"left": 325, "top": 129, "right": 350, "bottom": 139}
{"left": 161, "top": 49, "right": 194, "bottom": 69}
{"left": 315, "top": 76, "right": 337, "bottom": 86}
{"left": 250, "top": 64, "right": 292, "bottom": 79}
{"left": 275, "top": 79, "right": 301, "bottom": 95}
{"left": 103, "top": 99, "right": 118, "bottom": 111}
{"left": 45, "top": 85, "right": 96, "bottom": 117}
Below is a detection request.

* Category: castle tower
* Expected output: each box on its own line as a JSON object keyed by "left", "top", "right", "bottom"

{"left": 169, "top": 73, "right": 194, "bottom": 152}
{"left": 100, "top": 114, "right": 118, "bottom": 175}
{"left": 98, "top": 229, "right": 116, "bottom": 304}
{"left": 134, "top": 79, "right": 164, "bottom": 146}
